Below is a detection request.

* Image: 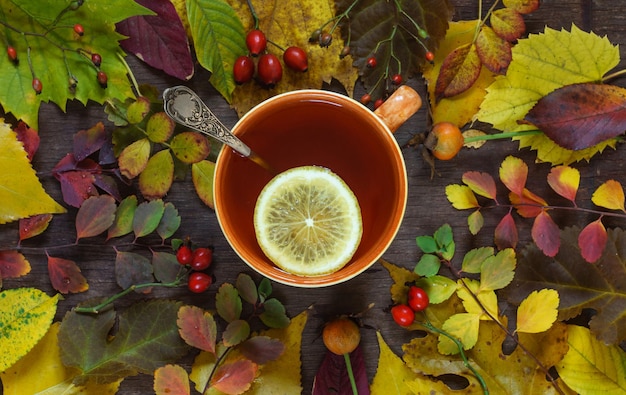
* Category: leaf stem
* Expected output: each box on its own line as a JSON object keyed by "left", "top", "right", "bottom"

{"left": 463, "top": 129, "right": 543, "bottom": 144}
{"left": 602, "top": 68, "right": 626, "bottom": 83}
{"left": 246, "top": 0, "right": 260, "bottom": 30}
{"left": 419, "top": 318, "right": 488, "bottom": 395}
{"left": 344, "top": 353, "right": 359, "bottom": 395}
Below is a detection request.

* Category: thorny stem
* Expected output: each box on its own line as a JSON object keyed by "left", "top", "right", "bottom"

{"left": 418, "top": 317, "right": 488, "bottom": 395}
{"left": 344, "top": 353, "right": 359, "bottom": 395}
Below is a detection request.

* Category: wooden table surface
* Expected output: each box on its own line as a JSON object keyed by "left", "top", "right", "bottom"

{"left": 2, "top": 1, "right": 625, "bottom": 394}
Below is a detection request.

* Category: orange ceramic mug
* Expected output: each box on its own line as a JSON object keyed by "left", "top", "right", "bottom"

{"left": 214, "top": 87, "right": 421, "bottom": 287}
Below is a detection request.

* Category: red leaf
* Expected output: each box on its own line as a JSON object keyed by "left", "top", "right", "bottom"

{"left": 47, "top": 255, "right": 88, "bottom": 293}
{"left": 211, "top": 359, "right": 258, "bottom": 395}
{"left": 509, "top": 188, "right": 548, "bottom": 218}
{"left": 475, "top": 26, "right": 511, "bottom": 74}
{"left": 75, "top": 195, "right": 117, "bottom": 240}
{"left": 462, "top": 171, "right": 498, "bottom": 200}
{"left": 503, "top": 0, "right": 540, "bottom": 14}
{"left": 490, "top": 8, "right": 525, "bottom": 42}
{"left": 495, "top": 213, "right": 518, "bottom": 250}
{"left": 116, "top": 0, "right": 194, "bottom": 80}
{"left": 73, "top": 122, "right": 107, "bottom": 162}
{"left": 524, "top": 83, "right": 626, "bottom": 151}
{"left": 312, "top": 346, "right": 370, "bottom": 395}
{"left": 435, "top": 43, "right": 482, "bottom": 100}
{"left": 19, "top": 214, "right": 53, "bottom": 241}
{"left": 531, "top": 211, "right": 561, "bottom": 257}
{"left": 53, "top": 154, "right": 100, "bottom": 208}
{"left": 578, "top": 219, "right": 608, "bottom": 263}
{"left": 177, "top": 305, "right": 217, "bottom": 354}
{"left": 547, "top": 165, "right": 580, "bottom": 203}
{"left": 239, "top": 336, "right": 285, "bottom": 365}
{"left": 154, "top": 364, "right": 190, "bottom": 395}
{"left": 0, "top": 250, "right": 31, "bottom": 279}
{"left": 14, "top": 121, "right": 40, "bottom": 161}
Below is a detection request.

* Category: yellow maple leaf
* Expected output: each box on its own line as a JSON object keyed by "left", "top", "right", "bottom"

{"left": 1, "top": 322, "right": 122, "bottom": 394}
{"left": 0, "top": 121, "right": 66, "bottom": 224}
{"left": 423, "top": 20, "right": 498, "bottom": 127}
{"left": 476, "top": 24, "right": 620, "bottom": 165}
{"left": 515, "top": 289, "right": 559, "bottom": 334}
{"left": 226, "top": 0, "right": 358, "bottom": 116}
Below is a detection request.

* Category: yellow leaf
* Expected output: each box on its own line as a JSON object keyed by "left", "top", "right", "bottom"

{"left": 477, "top": 24, "right": 620, "bottom": 165}
{"left": 445, "top": 184, "right": 479, "bottom": 209}
{"left": 557, "top": 325, "right": 626, "bottom": 394}
{"left": 516, "top": 289, "right": 559, "bottom": 334}
{"left": 1, "top": 322, "right": 122, "bottom": 394}
{"left": 0, "top": 122, "right": 66, "bottom": 224}
{"left": 227, "top": 0, "right": 358, "bottom": 116}
{"left": 592, "top": 180, "right": 626, "bottom": 212}
{"left": 371, "top": 331, "right": 452, "bottom": 394}
{"left": 139, "top": 149, "right": 175, "bottom": 200}
{"left": 192, "top": 160, "right": 216, "bottom": 209}
{"left": 423, "top": 20, "right": 498, "bottom": 127}
{"left": 438, "top": 312, "right": 481, "bottom": 354}
{"left": 118, "top": 137, "right": 151, "bottom": 179}
{"left": 457, "top": 279, "right": 498, "bottom": 320}
{"left": 380, "top": 259, "right": 420, "bottom": 306}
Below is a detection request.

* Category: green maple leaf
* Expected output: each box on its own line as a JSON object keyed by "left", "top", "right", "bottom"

{"left": 0, "top": 0, "right": 151, "bottom": 129}
{"left": 476, "top": 24, "right": 620, "bottom": 165}
{"left": 58, "top": 299, "right": 189, "bottom": 385}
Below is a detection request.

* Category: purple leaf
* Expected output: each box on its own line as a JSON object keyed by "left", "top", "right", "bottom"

{"left": 116, "top": 0, "right": 194, "bottom": 80}
{"left": 312, "top": 345, "right": 370, "bottom": 395}
{"left": 73, "top": 122, "right": 106, "bottom": 162}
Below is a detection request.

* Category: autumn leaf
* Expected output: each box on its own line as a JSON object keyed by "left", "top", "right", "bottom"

{"left": 547, "top": 165, "right": 580, "bottom": 203}
{"left": 313, "top": 345, "right": 369, "bottom": 395}
{"left": 138, "top": 149, "right": 175, "bottom": 200}
{"left": 556, "top": 325, "right": 626, "bottom": 394}
{"left": 380, "top": 259, "right": 420, "bottom": 305}
{"left": 115, "top": 251, "right": 154, "bottom": 291}
{"left": 117, "top": 0, "right": 194, "bottom": 81}
{"left": 516, "top": 289, "right": 559, "bottom": 334}
{"left": 479, "top": 248, "right": 516, "bottom": 291}
{"left": 445, "top": 184, "right": 479, "bottom": 209}
{"left": 461, "top": 247, "right": 495, "bottom": 274}
{"left": 462, "top": 171, "right": 498, "bottom": 200}
{"left": 133, "top": 199, "right": 166, "bottom": 238}
{"left": 216, "top": 283, "right": 243, "bottom": 323}
{"left": 58, "top": 299, "right": 190, "bottom": 385}
{"left": 531, "top": 211, "right": 561, "bottom": 257}
{"left": 499, "top": 155, "right": 527, "bottom": 196}
{"left": 14, "top": 121, "right": 40, "bottom": 161}
{"left": 475, "top": 26, "right": 511, "bottom": 74}
{"left": 192, "top": 160, "right": 216, "bottom": 209}
{"left": 476, "top": 24, "right": 620, "bottom": 165}
{"left": 0, "top": 251, "right": 30, "bottom": 284}
{"left": 228, "top": 0, "right": 358, "bottom": 116}
{"left": 0, "top": 288, "right": 60, "bottom": 371}
{"left": 505, "top": 227, "right": 626, "bottom": 345}
{"left": 494, "top": 212, "right": 518, "bottom": 250}
{"left": 592, "top": 179, "right": 626, "bottom": 212}
{"left": 118, "top": 138, "right": 151, "bottom": 178}
{"left": 0, "top": 323, "right": 122, "bottom": 394}
{"left": 47, "top": 256, "right": 89, "bottom": 294}
{"left": 75, "top": 195, "right": 117, "bottom": 241}
{"left": 154, "top": 364, "right": 191, "bottom": 395}
{"left": 73, "top": 122, "right": 107, "bottom": 162}
{"left": 490, "top": 8, "right": 525, "bottom": 42}
{"left": 0, "top": 122, "right": 66, "bottom": 223}
{"left": 438, "top": 312, "right": 481, "bottom": 354}
{"left": 157, "top": 202, "right": 181, "bottom": 240}
{"left": 578, "top": 219, "right": 608, "bottom": 263}
{"left": 503, "top": 0, "right": 540, "bottom": 14}
{"left": 435, "top": 43, "right": 482, "bottom": 101}
{"left": 0, "top": 0, "right": 148, "bottom": 128}
{"left": 107, "top": 195, "right": 138, "bottom": 240}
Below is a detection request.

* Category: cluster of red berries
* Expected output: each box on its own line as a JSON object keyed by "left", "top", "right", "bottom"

{"left": 233, "top": 29, "right": 308, "bottom": 88}
{"left": 176, "top": 245, "right": 214, "bottom": 293}
{"left": 390, "top": 285, "right": 430, "bottom": 327}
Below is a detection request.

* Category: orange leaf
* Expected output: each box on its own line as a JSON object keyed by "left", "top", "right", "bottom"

{"left": 0, "top": 250, "right": 31, "bottom": 279}
{"left": 47, "top": 256, "right": 88, "bottom": 294}
{"left": 476, "top": 26, "right": 512, "bottom": 74}
{"left": 19, "top": 214, "right": 53, "bottom": 241}
{"left": 490, "top": 8, "right": 525, "bottom": 42}
{"left": 531, "top": 211, "right": 560, "bottom": 257}
{"left": 592, "top": 180, "right": 626, "bottom": 212}
{"left": 462, "top": 171, "right": 498, "bottom": 200}
{"left": 211, "top": 359, "right": 258, "bottom": 395}
{"left": 499, "top": 156, "right": 527, "bottom": 196}
{"left": 75, "top": 195, "right": 117, "bottom": 240}
{"left": 177, "top": 305, "right": 217, "bottom": 354}
{"left": 503, "top": 0, "right": 540, "bottom": 14}
{"left": 435, "top": 43, "right": 482, "bottom": 100}
{"left": 495, "top": 212, "right": 518, "bottom": 250}
{"left": 154, "top": 364, "right": 190, "bottom": 395}
{"left": 578, "top": 219, "right": 608, "bottom": 263}
{"left": 547, "top": 165, "right": 580, "bottom": 203}
{"left": 509, "top": 188, "right": 548, "bottom": 218}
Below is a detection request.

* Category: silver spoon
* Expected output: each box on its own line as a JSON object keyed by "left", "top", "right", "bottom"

{"left": 162, "top": 85, "right": 274, "bottom": 173}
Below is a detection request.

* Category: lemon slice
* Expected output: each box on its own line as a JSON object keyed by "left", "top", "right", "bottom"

{"left": 254, "top": 166, "right": 363, "bottom": 277}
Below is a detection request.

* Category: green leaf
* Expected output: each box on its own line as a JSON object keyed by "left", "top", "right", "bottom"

{"left": 416, "top": 235, "right": 438, "bottom": 253}
{"left": 438, "top": 312, "right": 481, "bottom": 354}
{"left": 139, "top": 150, "right": 175, "bottom": 200}
{"left": 119, "top": 138, "right": 151, "bottom": 179}
{"left": 157, "top": 202, "right": 181, "bottom": 241}
{"left": 258, "top": 277, "right": 272, "bottom": 303}
{"left": 235, "top": 273, "right": 258, "bottom": 305}
{"left": 191, "top": 160, "right": 216, "bottom": 209}
{"left": 170, "top": 132, "right": 210, "bottom": 164}
{"left": 107, "top": 195, "right": 138, "bottom": 240}
{"left": 0, "top": 288, "right": 60, "bottom": 371}
{"left": 75, "top": 195, "right": 117, "bottom": 240}
{"left": 59, "top": 300, "right": 189, "bottom": 385}
{"left": 115, "top": 251, "right": 154, "bottom": 291}
{"left": 260, "top": 298, "right": 290, "bottom": 329}
{"left": 414, "top": 253, "right": 441, "bottom": 277}
{"left": 216, "top": 283, "right": 242, "bottom": 323}
{"left": 186, "top": 0, "right": 246, "bottom": 102}
{"left": 222, "top": 319, "right": 251, "bottom": 347}
{"left": 0, "top": 0, "right": 150, "bottom": 128}
{"left": 415, "top": 275, "right": 458, "bottom": 304}
{"left": 479, "top": 248, "right": 516, "bottom": 291}
{"left": 151, "top": 251, "right": 181, "bottom": 283}
{"left": 461, "top": 246, "right": 495, "bottom": 274}
{"left": 434, "top": 224, "right": 454, "bottom": 251}
{"left": 146, "top": 112, "right": 175, "bottom": 143}
{"left": 133, "top": 199, "right": 166, "bottom": 238}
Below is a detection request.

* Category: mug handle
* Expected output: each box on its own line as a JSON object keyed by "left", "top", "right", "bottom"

{"left": 373, "top": 85, "right": 422, "bottom": 133}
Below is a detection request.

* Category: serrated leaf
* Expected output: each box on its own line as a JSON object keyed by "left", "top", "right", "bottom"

{"left": 516, "top": 289, "right": 559, "bottom": 334}
{"left": 438, "top": 312, "right": 481, "bottom": 354}
{"left": 260, "top": 298, "right": 290, "bottom": 329}
{"left": 415, "top": 275, "right": 457, "bottom": 304}
{"left": 59, "top": 300, "right": 189, "bottom": 385}
{"left": 152, "top": 251, "right": 181, "bottom": 283}
{"left": 119, "top": 138, "right": 151, "bottom": 179}
{"left": 547, "top": 165, "right": 580, "bottom": 203}
{"left": 477, "top": 25, "right": 620, "bottom": 165}
{"left": 462, "top": 171, "right": 498, "bottom": 200}
{"left": 75, "top": 195, "right": 117, "bottom": 240}
{"left": 0, "top": 250, "right": 30, "bottom": 279}
{"left": 479, "top": 248, "right": 516, "bottom": 291}
{"left": 212, "top": 359, "right": 258, "bottom": 394}
{"left": 235, "top": 273, "right": 258, "bottom": 304}
{"left": 239, "top": 336, "right": 285, "bottom": 365}
{"left": 187, "top": 0, "right": 246, "bottom": 102}
{"left": 139, "top": 149, "right": 175, "bottom": 200}
{"left": 461, "top": 246, "right": 495, "bottom": 274}
{"left": 126, "top": 96, "right": 152, "bottom": 124}
{"left": 107, "top": 195, "right": 138, "bottom": 240}
{"left": 223, "top": 319, "right": 251, "bottom": 347}
{"left": 115, "top": 251, "right": 154, "bottom": 291}
{"left": 146, "top": 112, "right": 176, "bottom": 143}
{"left": 475, "top": 26, "right": 511, "bottom": 74}
{"left": 216, "top": 283, "right": 242, "bottom": 323}
{"left": 118, "top": 0, "right": 194, "bottom": 81}
{"left": 578, "top": 219, "right": 608, "bottom": 263}
{"left": 592, "top": 179, "right": 626, "bottom": 212}
{"left": 154, "top": 364, "right": 190, "bottom": 395}
{"left": 170, "top": 132, "right": 210, "bottom": 164}
{"left": 531, "top": 211, "right": 561, "bottom": 257}
{"left": 0, "top": 288, "right": 60, "bottom": 371}
{"left": 381, "top": 259, "right": 420, "bottom": 305}
{"left": 0, "top": 0, "right": 149, "bottom": 129}
{"left": 491, "top": 8, "right": 525, "bottom": 42}
{"left": 416, "top": 235, "right": 438, "bottom": 253}
{"left": 14, "top": 121, "right": 40, "bottom": 161}
{"left": 556, "top": 325, "right": 626, "bottom": 394}
{"left": 468, "top": 210, "right": 484, "bottom": 235}
{"left": 52, "top": 155, "right": 100, "bottom": 208}
{"left": 503, "top": 0, "right": 540, "bottom": 14}
{"left": 133, "top": 199, "right": 166, "bottom": 238}
{"left": 192, "top": 160, "right": 216, "bottom": 209}
{"left": 414, "top": 253, "right": 441, "bottom": 277}
{"left": 19, "top": 213, "right": 52, "bottom": 241}
{"left": 494, "top": 212, "right": 518, "bottom": 250}
{"left": 445, "top": 184, "right": 479, "bottom": 209}
{"left": 435, "top": 43, "right": 482, "bottom": 100}
{"left": 157, "top": 202, "right": 181, "bottom": 240}
{"left": 313, "top": 345, "right": 369, "bottom": 395}
{"left": 458, "top": 279, "right": 499, "bottom": 320}
{"left": 48, "top": 256, "right": 89, "bottom": 294}
{"left": 177, "top": 305, "right": 217, "bottom": 354}
{"left": 0, "top": 123, "right": 66, "bottom": 223}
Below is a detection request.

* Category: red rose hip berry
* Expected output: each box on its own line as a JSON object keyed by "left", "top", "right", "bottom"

{"left": 233, "top": 55, "right": 255, "bottom": 84}
{"left": 246, "top": 29, "right": 267, "bottom": 56}
{"left": 188, "top": 272, "right": 213, "bottom": 293}
{"left": 176, "top": 245, "right": 193, "bottom": 265}
{"left": 257, "top": 53, "right": 282, "bottom": 87}
{"left": 283, "top": 46, "right": 308, "bottom": 72}
{"left": 191, "top": 247, "right": 213, "bottom": 271}
{"left": 391, "top": 304, "right": 415, "bottom": 327}
{"left": 408, "top": 286, "right": 429, "bottom": 312}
